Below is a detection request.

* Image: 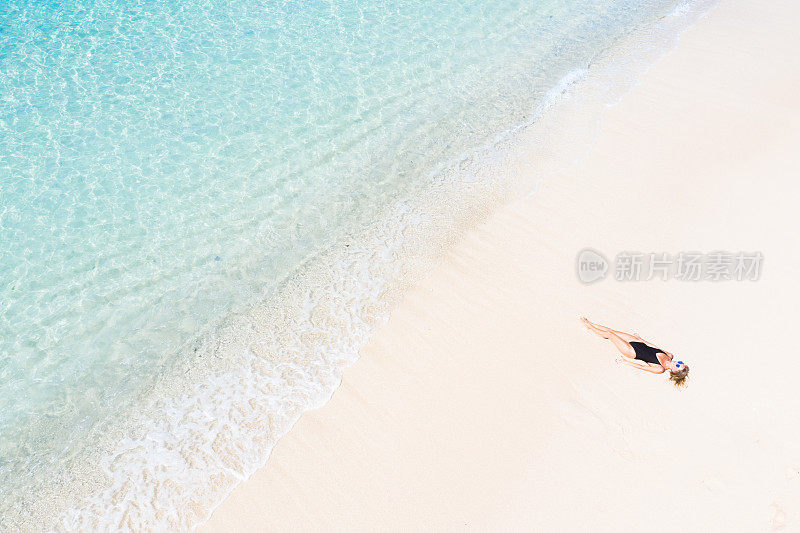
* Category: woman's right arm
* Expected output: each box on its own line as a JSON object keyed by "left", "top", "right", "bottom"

{"left": 619, "top": 358, "right": 666, "bottom": 374}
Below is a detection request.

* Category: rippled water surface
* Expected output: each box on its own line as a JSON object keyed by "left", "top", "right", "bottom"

{"left": 0, "top": 0, "right": 695, "bottom": 528}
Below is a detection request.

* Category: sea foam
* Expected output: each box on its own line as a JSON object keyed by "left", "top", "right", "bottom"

{"left": 0, "top": 0, "right": 717, "bottom": 529}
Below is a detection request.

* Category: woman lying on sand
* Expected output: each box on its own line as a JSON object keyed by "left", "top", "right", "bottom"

{"left": 581, "top": 317, "right": 689, "bottom": 387}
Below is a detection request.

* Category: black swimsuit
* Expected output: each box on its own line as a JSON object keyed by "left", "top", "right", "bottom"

{"left": 630, "top": 341, "right": 664, "bottom": 365}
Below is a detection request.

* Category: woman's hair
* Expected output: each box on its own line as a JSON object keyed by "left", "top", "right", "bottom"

{"left": 668, "top": 364, "right": 690, "bottom": 387}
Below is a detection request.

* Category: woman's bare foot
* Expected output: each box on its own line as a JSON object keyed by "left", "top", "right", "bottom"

{"left": 581, "top": 317, "right": 610, "bottom": 338}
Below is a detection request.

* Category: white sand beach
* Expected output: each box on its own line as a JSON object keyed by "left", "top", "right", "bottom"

{"left": 201, "top": 0, "right": 800, "bottom": 530}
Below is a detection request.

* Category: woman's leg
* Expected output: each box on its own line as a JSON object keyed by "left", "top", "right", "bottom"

{"left": 581, "top": 317, "right": 640, "bottom": 343}
{"left": 581, "top": 317, "right": 636, "bottom": 358}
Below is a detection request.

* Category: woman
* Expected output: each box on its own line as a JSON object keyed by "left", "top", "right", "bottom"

{"left": 581, "top": 317, "right": 689, "bottom": 387}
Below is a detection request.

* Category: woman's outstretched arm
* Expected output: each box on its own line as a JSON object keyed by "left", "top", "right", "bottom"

{"left": 618, "top": 358, "right": 665, "bottom": 374}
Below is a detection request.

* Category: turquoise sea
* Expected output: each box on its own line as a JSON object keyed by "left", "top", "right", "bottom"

{"left": 0, "top": 0, "right": 711, "bottom": 529}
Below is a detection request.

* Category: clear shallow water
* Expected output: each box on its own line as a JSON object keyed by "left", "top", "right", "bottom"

{"left": 0, "top": 0, "right": 701, "bottom": 528}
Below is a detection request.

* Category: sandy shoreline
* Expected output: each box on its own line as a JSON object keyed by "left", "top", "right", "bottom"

{"left": 201, "top": 0, "right": 800, "bottom": 530}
